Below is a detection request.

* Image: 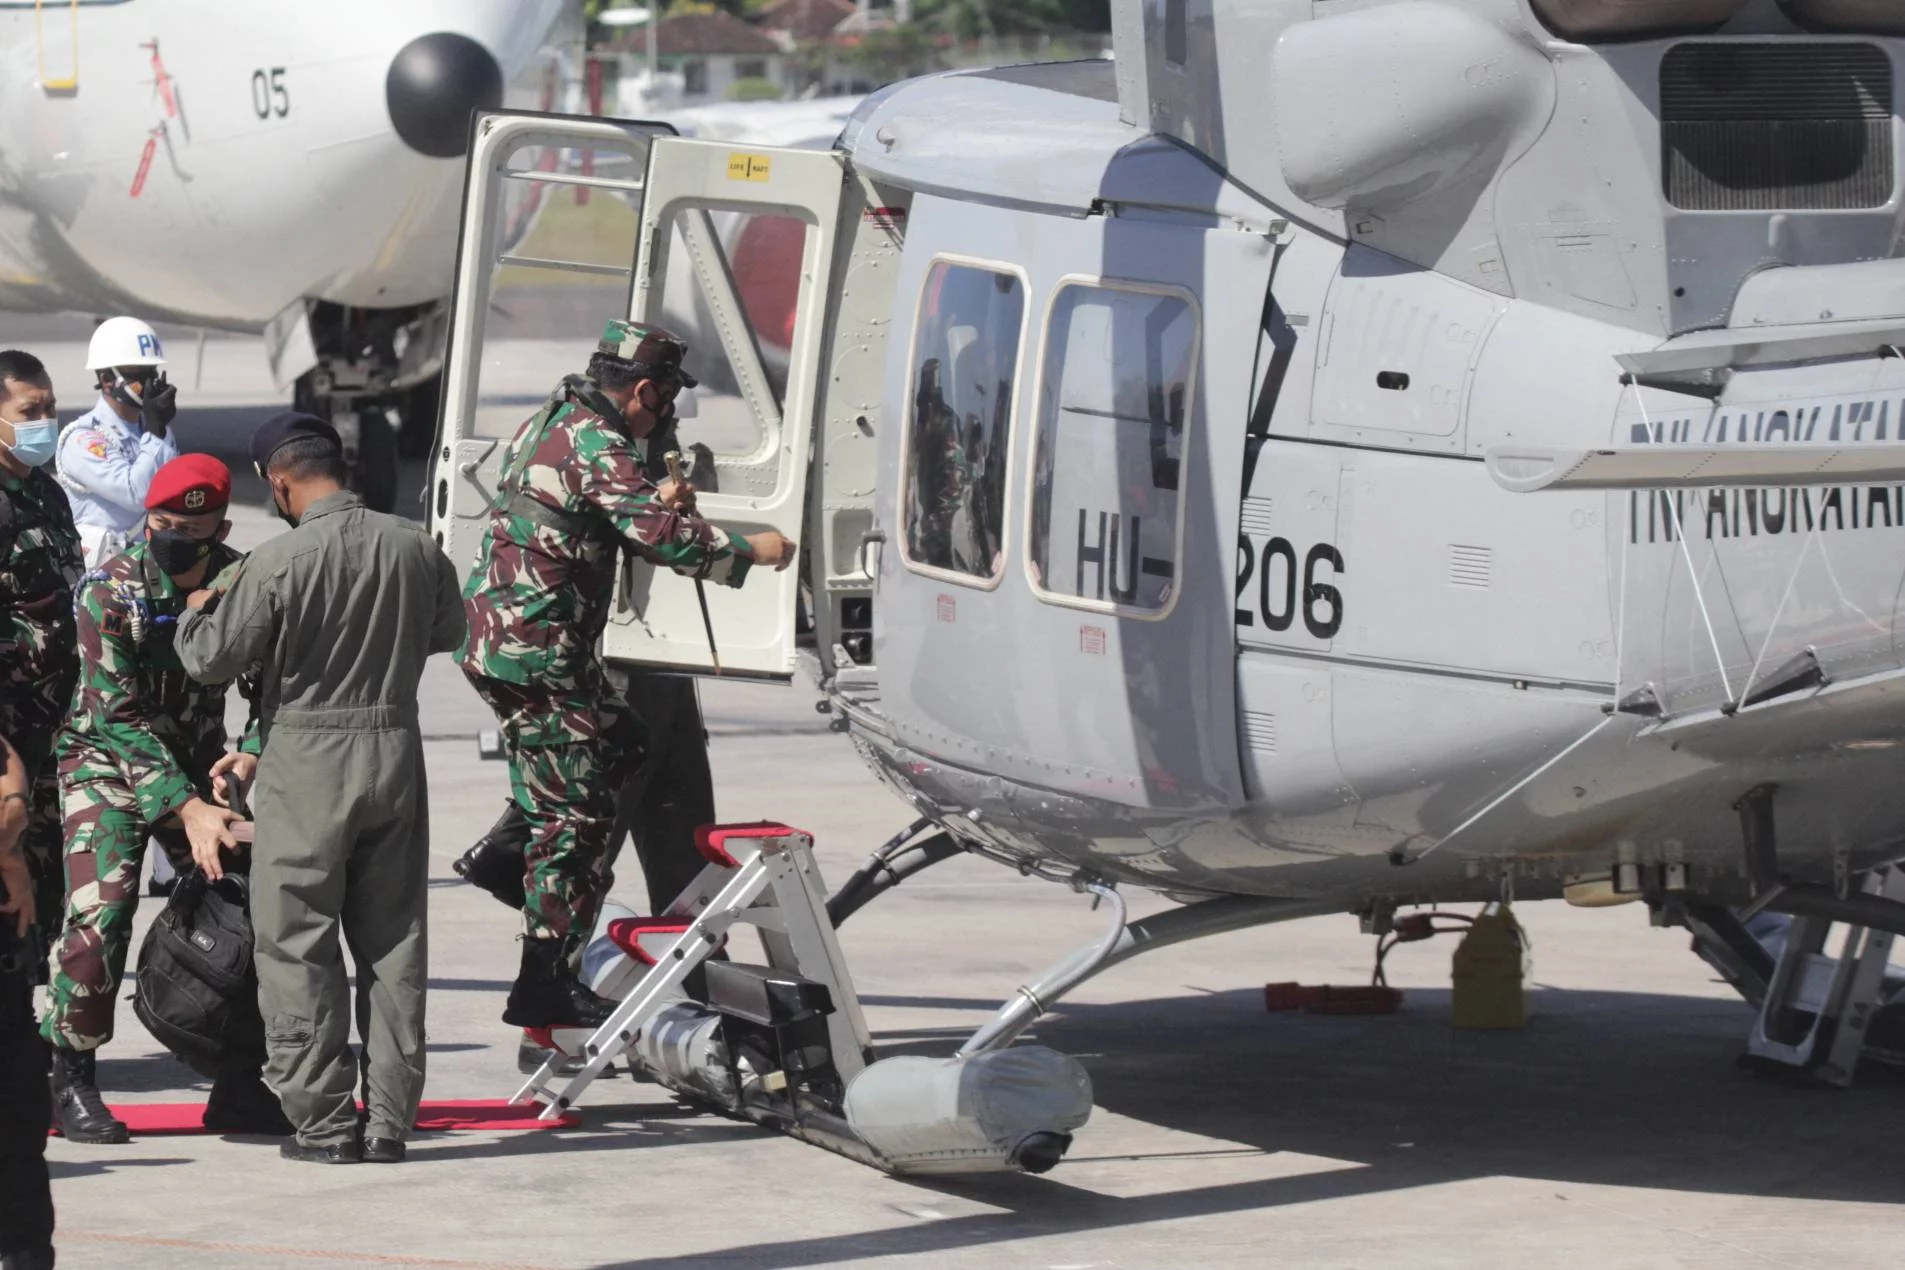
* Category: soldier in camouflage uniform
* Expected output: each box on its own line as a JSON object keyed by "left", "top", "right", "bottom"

{"left": 40, "top": 455, "right": 292, "bottom": 1144}
{"left": 457, "top": 319, "right": 796, "bottom": 1029}
{"left": 0, "top": 351, "right": 83, "bottom": 957}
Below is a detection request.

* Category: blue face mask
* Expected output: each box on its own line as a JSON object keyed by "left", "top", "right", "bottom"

{"left": 6, "top": 420, "right": 57, "bottom": 468}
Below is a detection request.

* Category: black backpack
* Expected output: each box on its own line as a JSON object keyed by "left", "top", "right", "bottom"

{"left": 132, "top": 870, "right": 266, "bottom": 1078}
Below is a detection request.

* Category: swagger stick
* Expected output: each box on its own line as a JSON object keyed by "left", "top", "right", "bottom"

{"left": 664, "top": 450, "right": 721, "bottom": 675}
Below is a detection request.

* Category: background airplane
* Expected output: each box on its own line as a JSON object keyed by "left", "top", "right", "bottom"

{"left": 0, "top": 0, "right": 582, "bottom": 508}
{"left": 0, "top": 0, "right": 860, "bottom": 510}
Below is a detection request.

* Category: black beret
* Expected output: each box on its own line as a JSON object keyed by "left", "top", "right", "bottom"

{"left": 251, "top": 411, "right": 342, "bottom": 471}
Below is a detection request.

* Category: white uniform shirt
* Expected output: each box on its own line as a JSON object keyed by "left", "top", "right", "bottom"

{"left": 57, "top": 396, "right": 178, "bottom": 536}
{"left": 56, "top": 397, "right": 180, "bottom": 570}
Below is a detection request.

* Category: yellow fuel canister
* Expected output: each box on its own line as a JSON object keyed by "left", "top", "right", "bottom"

{"left": 1450, "top": 904, "right": 1527, "bottom": 1029}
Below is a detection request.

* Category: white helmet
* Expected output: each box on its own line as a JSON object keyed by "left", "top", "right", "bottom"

{"left": 85, "top": 316, "right": 167, "bottom": 371}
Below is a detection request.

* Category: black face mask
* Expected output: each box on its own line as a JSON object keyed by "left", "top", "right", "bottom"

{"left": 148, "top": 528, "right": 216, "bottom": 577}
{"left": 271, "top": 485, "right": 298, "bottom": 529}
{"left": 105, "top": 369, "right": 158, "bottom": 417}
{"left": 639, "top": 382, "right": 679, "bottom": 428}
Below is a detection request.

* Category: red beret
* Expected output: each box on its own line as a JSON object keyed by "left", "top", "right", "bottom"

{"left": 145, "top": 454, "right": 231, "bottom": 514}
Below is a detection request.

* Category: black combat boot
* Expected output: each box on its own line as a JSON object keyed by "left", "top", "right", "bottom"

{"left": 49, "top": 1047, "right": 129, "bottom": 1144}
{"left": 452, "top": 802, "right": 529, "bottom": 910}
{"left": 203, "top": 1063, "right": 294, "bottom": 1136}
{"left": 2, "top": 1246, "right": 57, "bottom": 1270}
{"left": 501, "top": 937, "right": 619, "bottom": 1029}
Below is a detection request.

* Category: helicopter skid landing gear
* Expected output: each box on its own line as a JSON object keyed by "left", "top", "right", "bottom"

{"left": 528, "top": 823, "right": 1095, "bottom": 1175}
{"left": 958, "top": 891, "right": 1348, "bottom": 1056}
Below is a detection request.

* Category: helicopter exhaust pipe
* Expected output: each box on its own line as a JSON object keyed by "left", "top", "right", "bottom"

{"left": 627, "top": 998, "right": 1093, "bottom": 1175}
{"left": 585, "top": 910, "right": 1094, "bottom": 1177}
{"left": 632, "top": 1001, "right": 892, "bottom": 1170}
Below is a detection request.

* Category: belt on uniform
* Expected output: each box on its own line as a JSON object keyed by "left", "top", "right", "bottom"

{"left": 267, "top": 702, "right": 420, "bottom": 732}
{"left": 504, "top": 492, "right": 617, "bottom": 545}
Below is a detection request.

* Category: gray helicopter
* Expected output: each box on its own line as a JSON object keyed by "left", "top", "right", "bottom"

{"left": 429, "top": 0, "right": 1905, "bottom": 1172}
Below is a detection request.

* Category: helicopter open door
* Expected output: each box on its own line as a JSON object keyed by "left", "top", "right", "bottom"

{"left": 429, "top": 119, "right": 846, "bottom": 682}
{"left": 430, "top": 111, "right": 675, "bottom": 577}
{"left": 602, "top": 139, "right": 847, "bottom": 680}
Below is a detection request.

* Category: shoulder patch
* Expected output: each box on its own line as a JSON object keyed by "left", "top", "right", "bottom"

{"left": 100, "top": 606, "right": 127, "bottom": 637}
{"left": 85, "top": 439, "right": 109, "bottom": 460}
{"left": 207, "top": 559, "right": 246, "bottom": 593}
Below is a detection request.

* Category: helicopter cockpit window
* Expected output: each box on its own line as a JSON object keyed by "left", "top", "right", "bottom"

{"left": 900, "top": 260, "right": 1027, "bottom": 585}
{"left": 1028, "top": 282, "right": 1198, "bottom": 619}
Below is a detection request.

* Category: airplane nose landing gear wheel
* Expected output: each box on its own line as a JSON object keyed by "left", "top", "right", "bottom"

{"left": 291, "top": 374, "right": 402, "bottom": 515}
{"left": 337, "top": 407, "right": 399, "bottom": 515}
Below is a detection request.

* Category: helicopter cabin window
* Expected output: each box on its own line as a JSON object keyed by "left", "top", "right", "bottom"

{"left": 1028, "top": 282, "right": 1197, "bottom": 618}
{"left": 901, "top": 260, "right": 1026, "bottom": 584}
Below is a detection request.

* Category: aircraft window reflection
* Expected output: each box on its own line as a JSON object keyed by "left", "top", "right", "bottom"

{"left": 472, "top": 173, "right": 641, "bottom": 440}
{"left": 643, "top": 207, "right": 801, "bottom": 461}
{"left": 1028, "top": 283, "right": 1196, "bottom": 617}
{"left": 901, "top": 261, "right": 1025, "bottom": 583}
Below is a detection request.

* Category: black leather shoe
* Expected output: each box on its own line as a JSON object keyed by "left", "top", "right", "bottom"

{"left": 50, "top": 1046, "right": 130, "bottom": 1144}
{"left": 517, "top": 1033, "right": 619, "bottom": 1078}
{"left": 362, "top": 1136, "right": 407, "bottom": 1163}
{"left": 502, "top": 937, "right": 618, "bottom": 1029}
{"left": 1, "top": 1245, "right": 57, "bottom": 1270}
{"left": 518, "top": 1033, "right": 588, "bottom": 1076}
{"left": 279, "top": 1138, "right": 363, "bottom": 1164}
{"left": 452, "top": 802, "right": 530, "bottom": 910}
{"left": 203, "top": 1067, "right": 294, "bottom": 1136}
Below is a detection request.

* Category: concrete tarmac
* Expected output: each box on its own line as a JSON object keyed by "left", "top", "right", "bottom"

{"left": 12, "top": 327, "right": 1905, "bottom": 1269}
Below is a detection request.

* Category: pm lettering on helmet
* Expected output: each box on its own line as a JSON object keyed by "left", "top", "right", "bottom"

{"left": 138, "top": 333, "right": 163, "bottom": 359}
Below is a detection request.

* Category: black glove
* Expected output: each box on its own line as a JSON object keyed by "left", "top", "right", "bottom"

{"left": 142, "top": 375, "right": 178, "bottom": 437}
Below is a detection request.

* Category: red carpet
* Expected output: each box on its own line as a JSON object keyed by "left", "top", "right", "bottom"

{"left": 414, "top": 1100, "right": 580, "bottom": 1131}
{"left": 53, "top": 1098, "right": 579, "bottom": 1136}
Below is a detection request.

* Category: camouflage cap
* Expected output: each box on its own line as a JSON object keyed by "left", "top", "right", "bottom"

{"left": 597, "top": 319, "right": 698, "bottom": 388}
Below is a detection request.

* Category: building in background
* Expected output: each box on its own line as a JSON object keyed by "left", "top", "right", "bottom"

{"left": 597, "top": 1, "right": 1109, "bottom": 108}
{"left": 610, "top": 11, "right": 787, "bottom": 109}
{"left": 757, "top": 0, "right": 860, "bottom": 95}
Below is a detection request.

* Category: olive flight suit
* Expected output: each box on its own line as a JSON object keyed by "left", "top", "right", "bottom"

{"left": 176, "top": 491, "right": 466, "bottom": 1150}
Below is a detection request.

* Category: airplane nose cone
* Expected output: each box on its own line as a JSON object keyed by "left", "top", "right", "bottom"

{"left": 386, "top": 32, "right": 504, "bottom": 159}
